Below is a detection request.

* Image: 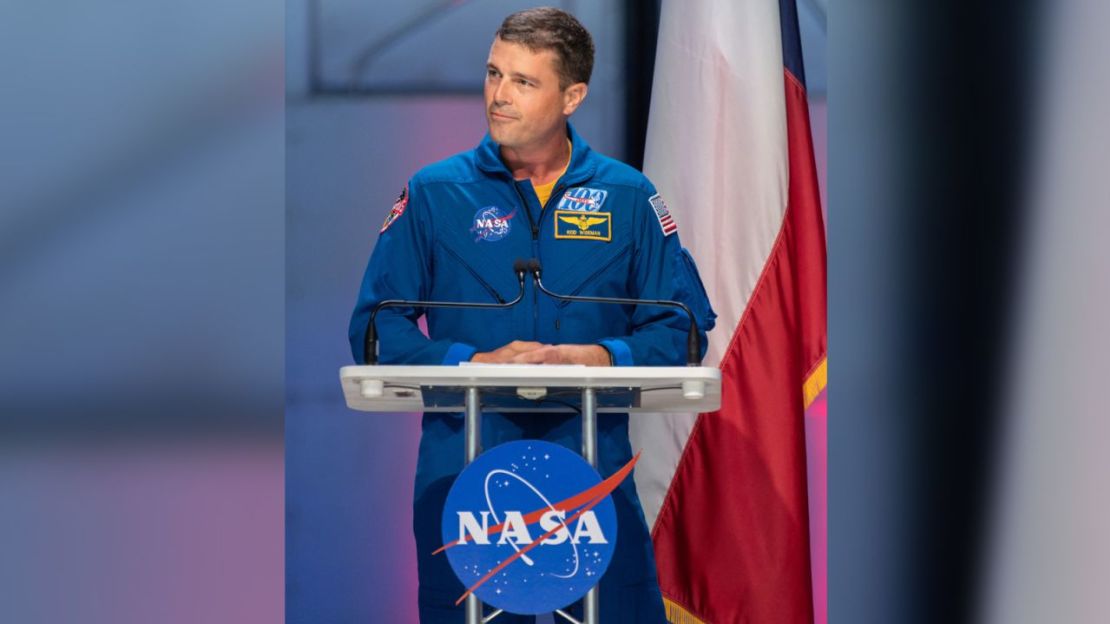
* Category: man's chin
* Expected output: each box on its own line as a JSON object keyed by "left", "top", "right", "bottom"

{"left": 488, "top": 128, "right": 514, "bottom": 147}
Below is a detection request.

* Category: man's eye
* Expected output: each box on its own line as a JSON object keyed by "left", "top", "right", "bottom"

{"left": 486, "top": 69, "right": 498, "bottom": 78}
{"left": 516, "top": 79, "right": 530, "bottom": 87}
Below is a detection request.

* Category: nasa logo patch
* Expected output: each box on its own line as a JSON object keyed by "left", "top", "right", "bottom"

{"left": 380, "top": 186, "right": 409, "bottom": 233}
{"left": 470, "top": 206, "right": 516, "bottom": 242}
{"left": 439, "top": 440, "right": 628, "bottom": 615}
{"left": 649, "top": 193, "right": 677, "bottom": 236}
{"left": 556, "top": 187, "right": 608, "bottom": 212}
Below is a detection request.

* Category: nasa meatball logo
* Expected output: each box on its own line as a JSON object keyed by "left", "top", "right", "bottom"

{"left": 470, "top": 205, "right": 515, "bottom": 242}
{"left": 438, "top": 440, "right": 637, "bottom": 615}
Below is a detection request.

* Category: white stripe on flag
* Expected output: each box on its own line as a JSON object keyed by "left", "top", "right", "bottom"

{"left": 631, "top": 0, "right": 789, "bottom": 532}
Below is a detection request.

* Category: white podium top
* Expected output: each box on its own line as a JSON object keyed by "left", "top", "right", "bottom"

{"left": 340, "top": 365, "right": 721, "bottom": 413}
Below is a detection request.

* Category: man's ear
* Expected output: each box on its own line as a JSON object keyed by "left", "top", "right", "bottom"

{"left": 562, "top": 82, "right": 588, "bottom": 116}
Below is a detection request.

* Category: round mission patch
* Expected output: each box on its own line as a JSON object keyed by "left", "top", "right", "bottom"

{"left": 380, "top": 185, "right": 409, "bottom": 233}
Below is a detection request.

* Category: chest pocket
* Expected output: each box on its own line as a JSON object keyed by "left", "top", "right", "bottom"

{"left": 544, "top": 242, "right": 634, "bottom": 344}
{"left": 431, "top": 193, "right": 528, "bottom": 305}
{"left": 433, "top": 238, "right": 523, "bottom": 304}
{"left": 426, "top": 236, "right": 528, "bottom": 350}
{"left": 544, "top": 242, "right": 632, "bottom": 304}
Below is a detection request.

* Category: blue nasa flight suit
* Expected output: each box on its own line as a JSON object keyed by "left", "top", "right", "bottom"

{"left": 349, "top": 123, "right": 715, "bottom": 623}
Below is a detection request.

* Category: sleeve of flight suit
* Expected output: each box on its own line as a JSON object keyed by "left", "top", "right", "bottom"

{"left": 348, "top": 178, "right": 478, "bottom": 365}
{"left": 596, "top": 185, "right": 717, "bottom": 366}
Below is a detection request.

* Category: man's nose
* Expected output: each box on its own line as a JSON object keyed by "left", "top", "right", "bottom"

{"left": 493, "top": 78, "right": 511, "bottom": 105}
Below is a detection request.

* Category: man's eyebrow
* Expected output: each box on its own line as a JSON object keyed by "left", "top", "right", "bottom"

{"left": 509, "top": 71, "right": 540, "bottom": 83}
{"left": 485, "top": 63, "right": 539, "bottom": 84}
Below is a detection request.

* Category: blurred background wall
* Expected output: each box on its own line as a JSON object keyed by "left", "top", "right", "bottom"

{"left": 0, "top": 0, "right": 284, "bottom": 622}
{"left": 284, "top": 1, "right": 825, "bottom": 622}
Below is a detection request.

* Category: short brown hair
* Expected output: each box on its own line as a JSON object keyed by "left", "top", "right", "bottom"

{"left": 495, "top": 7, "right": 595, "bottom": 89}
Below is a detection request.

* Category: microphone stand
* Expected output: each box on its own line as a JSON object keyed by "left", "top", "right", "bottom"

{"left": 363, "top": 260, "right": 530, "bottom": 365}
{"left": 526, "top": 259, "right": 701, "bottom": 366}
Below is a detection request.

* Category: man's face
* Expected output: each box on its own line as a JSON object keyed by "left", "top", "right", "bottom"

{"left": 484, "top": 37, "right": 584, "bottom": 150}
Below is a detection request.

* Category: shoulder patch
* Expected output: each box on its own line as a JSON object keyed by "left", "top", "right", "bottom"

{"left": 649, "top": 194, "right": 677, "bottom": 236}
{"left": 556, "top": 187, "right": 608, "bottom": 212}
{"left": 380, "top": 185, "right": 409, "bottom": 233}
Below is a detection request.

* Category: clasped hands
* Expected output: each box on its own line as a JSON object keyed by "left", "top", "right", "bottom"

{"left": 470, "top": 340, "right": 610, "bottom": 366}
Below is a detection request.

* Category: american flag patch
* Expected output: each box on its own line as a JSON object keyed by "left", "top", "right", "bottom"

{"left": 649, "top": 194, "right": 677, "bottom": 236}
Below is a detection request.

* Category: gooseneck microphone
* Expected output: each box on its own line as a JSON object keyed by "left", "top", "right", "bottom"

{"left": 363, "top": 260, "right": 530, "bottom": 364}
{"left": 526, "top": 259, "right": 701, "bottom": 366}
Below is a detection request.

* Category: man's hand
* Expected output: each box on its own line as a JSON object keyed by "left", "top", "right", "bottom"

{"left": 510, "top": 344, "right": 611, "bottom": 366}
{"left": 470, "top": 340, "right": 545, "bottom": 363}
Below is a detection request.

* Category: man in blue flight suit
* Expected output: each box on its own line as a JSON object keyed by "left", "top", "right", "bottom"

{"left": 349, "top": 7, "right": 715, "bottom": 623}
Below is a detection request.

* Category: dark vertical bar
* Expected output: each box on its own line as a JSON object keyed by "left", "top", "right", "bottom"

{"left": 621, "top": 0, "right": 661, "bottom": 169}
{"left": 308, "top": 0, "right": 322, "bottom": 94}
{"left": 831, "top": 1, "right": 1042, "bottom": 622}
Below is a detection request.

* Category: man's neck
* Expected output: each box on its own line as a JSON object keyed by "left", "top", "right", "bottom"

{"left": 500, "top": 126, "right": 571, "bottom": 186}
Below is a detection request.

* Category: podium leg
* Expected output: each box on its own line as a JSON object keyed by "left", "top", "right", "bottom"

{"left": 581, "top": 387, "right": 599, "bottom": 624}
{"left": 465, "top": 595, "right": 482, "bottom": 624}
{"left": 465, "top": 386, "right": 482, "bottom": 624}
{"left": 465, "top": 386, "right": 481, "bottom": 463}
{"left": 581, "top": 387, "right": 597, "bottom": 467}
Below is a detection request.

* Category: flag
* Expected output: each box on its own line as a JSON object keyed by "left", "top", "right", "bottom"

{"left": 634, "top": 0, "right": 827, "bottom": 621}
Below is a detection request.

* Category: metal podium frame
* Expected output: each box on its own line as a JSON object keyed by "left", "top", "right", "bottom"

{"left": 340, "top": 365, "right": 721, "bottom": 624}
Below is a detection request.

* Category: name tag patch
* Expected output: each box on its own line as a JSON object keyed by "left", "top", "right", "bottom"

{"left": 555, "top": 210, "right": 612, "bottom": 241}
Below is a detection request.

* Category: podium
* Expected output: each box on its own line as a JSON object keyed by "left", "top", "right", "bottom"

{"left": 340, "top": 364, "right": 721, "bottom": 624}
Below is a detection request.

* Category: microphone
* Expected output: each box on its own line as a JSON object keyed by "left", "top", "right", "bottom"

{"left": 363, "top": 260, "right": 530, "bottom": 364}
{"left": 525, "top": 259, "right": 702, "bottom": 366}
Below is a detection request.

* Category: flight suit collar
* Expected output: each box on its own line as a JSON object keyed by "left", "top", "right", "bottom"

{"left": 475, "top": 122, "right": 597, "bottom": 187}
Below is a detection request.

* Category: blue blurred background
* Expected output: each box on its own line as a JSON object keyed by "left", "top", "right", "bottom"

{"left": 0, "top": 0, "right": 283, "bottom": 622}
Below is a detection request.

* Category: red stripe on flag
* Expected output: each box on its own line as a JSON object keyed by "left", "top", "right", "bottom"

{"left": 652, "top": 69, "right": 827, "bottom": 623}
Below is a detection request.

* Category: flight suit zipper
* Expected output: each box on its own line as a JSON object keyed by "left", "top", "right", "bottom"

{"left": 510, "top": 183, "right": 540, "bottom": 337}
{"left": 511, "top": 183, "right": 540, "bottom": 241}
{"left": 512, "top": 176, "right": 585, "bottom": 338}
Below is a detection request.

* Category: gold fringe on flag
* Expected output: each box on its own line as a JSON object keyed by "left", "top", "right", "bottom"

{"left": 802, "top": 355, "right": 828, "bottom": 409}
{"left": 664, "top": 597, "right": 708, "bottom": 624}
